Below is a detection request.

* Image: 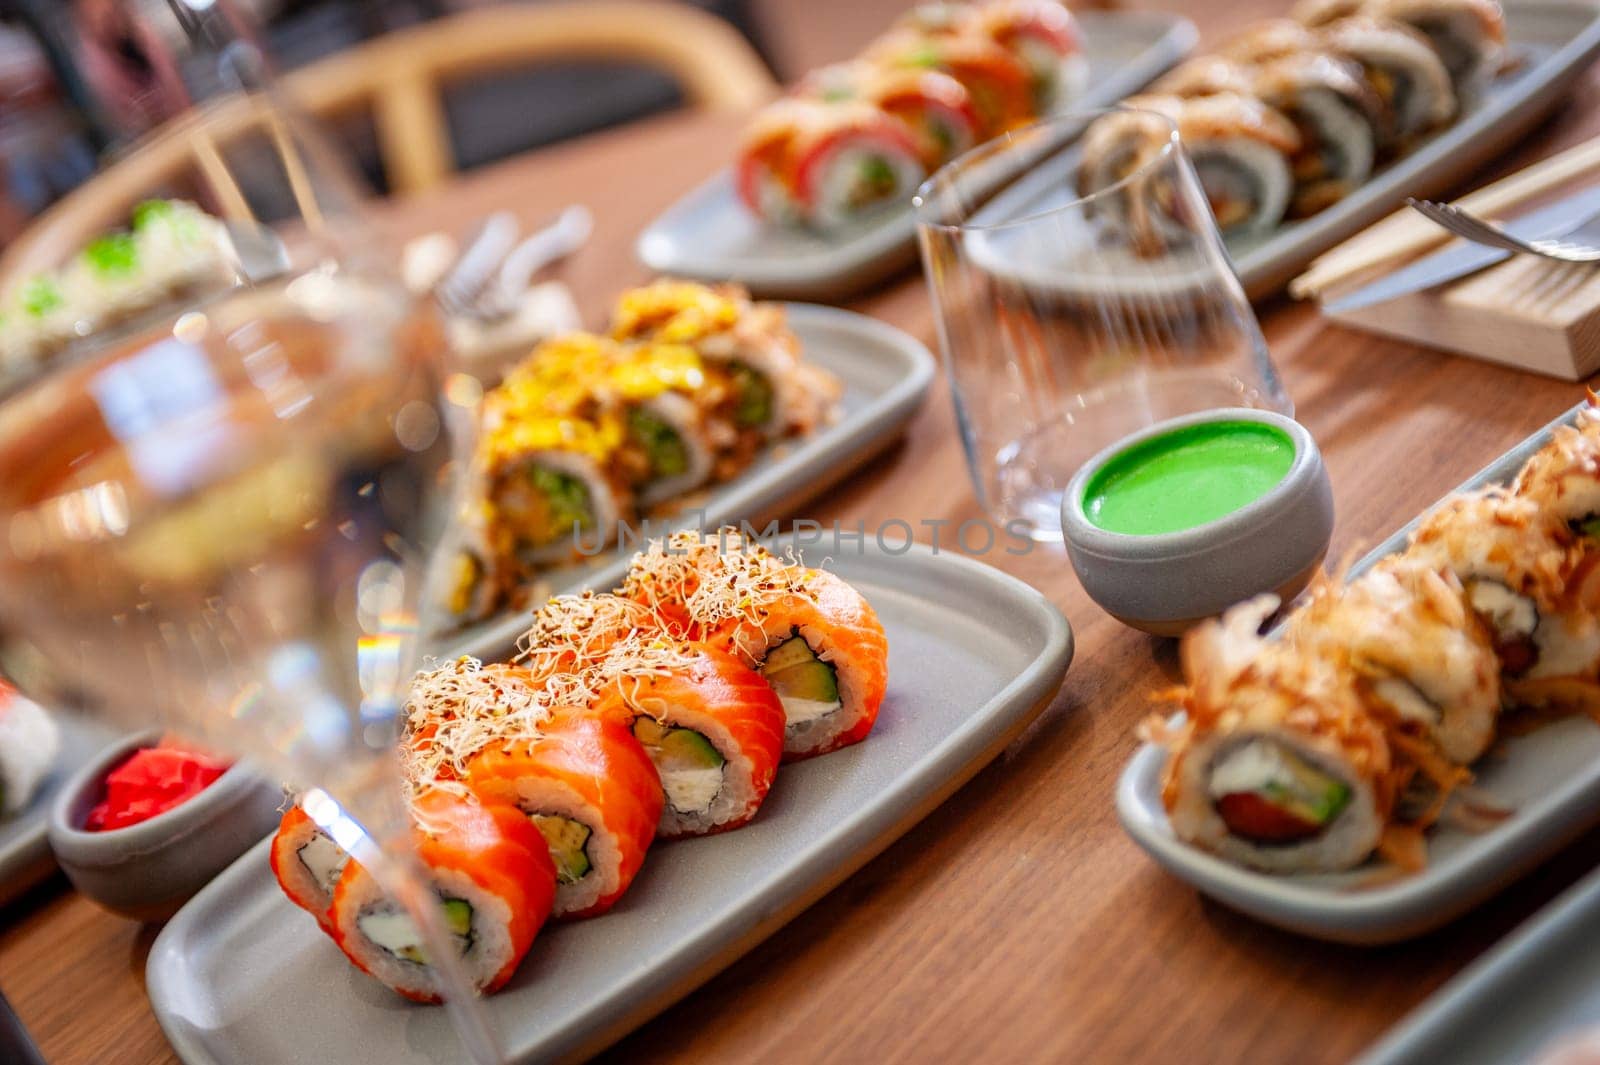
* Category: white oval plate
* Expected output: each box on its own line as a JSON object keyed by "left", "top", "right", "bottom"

{"left": 1116, "top": 401, "right": 1600, "bottom": 945}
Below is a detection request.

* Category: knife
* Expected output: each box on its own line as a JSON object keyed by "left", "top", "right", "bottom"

{"left": 1323, "top": 185, "right": 1600, "bottom": 315}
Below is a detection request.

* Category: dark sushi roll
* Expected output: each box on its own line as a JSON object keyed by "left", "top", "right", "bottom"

{"left": 1248, "top": 51, "right": 1382, "bottom": 215}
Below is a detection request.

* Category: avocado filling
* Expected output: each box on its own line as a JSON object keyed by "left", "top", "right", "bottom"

{"left": 761, "top": 632, "right": 842, "bottom": 734}
{"left": 531, "top": 814, "right": 592, "bottom": 885}
{"left": 1208, "top": 741, "right": 1352, "bottom": 844}
{"left": 296, "top": 831, "right": 349, "bottom": 895}
{"left": 632, "top": 717, "right": 725, "bottom": 815}
{"left": 1570, "top": 513, "right": 1600, "bottom": 541}
{"left": 627, "top": 408, "right": 691, "bottom": 480}
{"left": 729, "top": 363, "right": 775, "bottom": 428}
{"left": 358, "top": 896, "right": 474, "bottom": 965}
{"left": 505, "top": 465, "right": 595, "bottom": 556}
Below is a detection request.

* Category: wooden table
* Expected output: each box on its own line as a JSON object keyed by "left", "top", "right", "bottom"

{"left": 8, "top": 3, "right": 1600, "bottom": 1061}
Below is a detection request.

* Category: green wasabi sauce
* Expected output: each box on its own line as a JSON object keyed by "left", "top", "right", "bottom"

{"left": 1082, "top": 420, "right": 1295, "bottom": 536}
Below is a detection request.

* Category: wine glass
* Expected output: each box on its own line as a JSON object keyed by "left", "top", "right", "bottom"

{"left": 0, "top": 11, "right": 502, "bottom": 1061}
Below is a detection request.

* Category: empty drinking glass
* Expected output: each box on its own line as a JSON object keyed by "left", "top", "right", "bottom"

{"left": 914, "top": 108, "right": 1291, "bottom": 542}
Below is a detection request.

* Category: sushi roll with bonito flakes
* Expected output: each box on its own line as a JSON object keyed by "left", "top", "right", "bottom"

{"left": 1148, "top": 596, "right": 1400, "bottom": 874}
{"left": 1403, "top": 488, "right": 1599, "bottom": 688}
{"left": 1285, "top": 558, "right": 1501, "bottom": 766}
{"left": 517, "top": 591, "right": 788, "bottom": 838}
{"left": 328, "top": 790, "right": 557, "bottom": 1002}
{"left": 798, "top": 63, "right": 983, "bottom": 172}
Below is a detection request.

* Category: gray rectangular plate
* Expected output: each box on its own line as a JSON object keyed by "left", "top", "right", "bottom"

{"left": 972, "top": 0, "right": 1600, "bottom": 299}
{"left": 1359, "top": 860, "right": 1600, "bottom": 1065}
{"left": 1118, "top": 400, "right": 1600, "bottom": 945}
{"left": 0, "top": 712, "right": 122, "bottom": 906}
{"left": 432, "top": 302, "right": 936, "bottom": 661}
{"left": 634, "top": 12, "right": 1197, "bottom": 302}
{"left": 146, "top": 538, "right": 1074, "bottom": 1064}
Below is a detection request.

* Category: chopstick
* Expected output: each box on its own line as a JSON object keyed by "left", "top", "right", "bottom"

{"left": 1289, "top": 133, "right": 1600, "bottom": 299}
{"left": 0, "top": 988, "right": 46, "bottom": 1065}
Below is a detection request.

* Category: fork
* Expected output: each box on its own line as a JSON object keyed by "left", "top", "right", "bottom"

{"left": 1406, "top": 197, "right": 1600, "bottom": 263}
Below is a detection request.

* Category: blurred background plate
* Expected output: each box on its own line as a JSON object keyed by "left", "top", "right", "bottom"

{"left": 635, "top": 11, "right": 1198, "bottom": 301}
{"left": 973, "top": 0, "right": 1600, "bottom": 299}
{"left": 0, "top": 712, "right": 122, "bottom": 907}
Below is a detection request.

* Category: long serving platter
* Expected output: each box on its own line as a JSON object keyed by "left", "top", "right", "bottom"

{"left": 1357, "top": 858, "right": 1600, "bottom": 1065}
{"left": 971, "top": 0, "right": 1600, "bottom": 299}
{"left": 1116, "top": 401, "right": 1600, "bottom": 945}
{"left": 0, "top": 712, "right": 122, "bottom": 906}
{"left": 432, "top": 301, "right": 937, "bottom": 661}
{"left": 145, "top": 538, "right": 1074, "bottom": 1064}
{"left": 634, "top": 11, "right": 1198, "bottom": 302}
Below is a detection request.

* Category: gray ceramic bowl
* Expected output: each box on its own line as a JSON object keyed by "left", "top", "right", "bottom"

{"left": 1060, "top": 408, "right": 1335, "bottom": 636}
{"left": 47, "top": 731, "right": 283, "bottom": 921}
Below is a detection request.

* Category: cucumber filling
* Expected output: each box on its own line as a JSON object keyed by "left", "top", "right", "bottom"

{"left": 1208, "top": 740, "right": 1352, "bottom": 844}
{"left": 761, "top": 633, "right": 842, "bottom": 734}
{"left": 632, "top": 717, "right": 725, "bottom": 815}
{"left": 729, "top": 363, "right": 775, "bottom": 428}
{"left": 851, "top": 155, "right": 901, "bottom": 208}
{"left": 296, "top": 831, "right": 349, "bottom": 895}
{"left": 531, "top": 814, "right": 593, "bottom": 885}
{"left": 509, "top": 466, "right": 594, "bottom": 555}
{"left": 627, "top": 408, "right": 691, "bottom": 480}
{"left": 358, "top": 896, "right": 474, "bottom": 966}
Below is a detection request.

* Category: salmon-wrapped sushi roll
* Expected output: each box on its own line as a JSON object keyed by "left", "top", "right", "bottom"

{"left": 800, "top": 62, "right": 981, "bottom": 171}
{"left": 1285, "top": 558, "right": 1501, "bottom": 765}
{"left": 735, "top": 97, "right": 926, "bottom": 231}
{"left": 971, "top": 0, "right": 1087, "bottom": 113}
{"left": 1513, "top": 401, "right": 1600, "bottom": 549}
{"left": 328, "top": 791, "right": 557, "bottom": 1002}
{"left": 868, "top": 28, "right": 1035, "bottom": 137}
{"left": 623, "top": 532, "right": 889, "bottom": 760}
{"left": 1405, "top": 488, "right": 1597, "bottom": 686}
{"left": 596, "top": 643, "right": 785, "bottom": 836}
{"left": 270, "top": 803, "right": 351, "bottom": 933}
{"left": 467, "top": 711, "right": 663, "bottom": 918}
{"left": 1150, "top": 596, "right": 1399, "bottom": 873}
